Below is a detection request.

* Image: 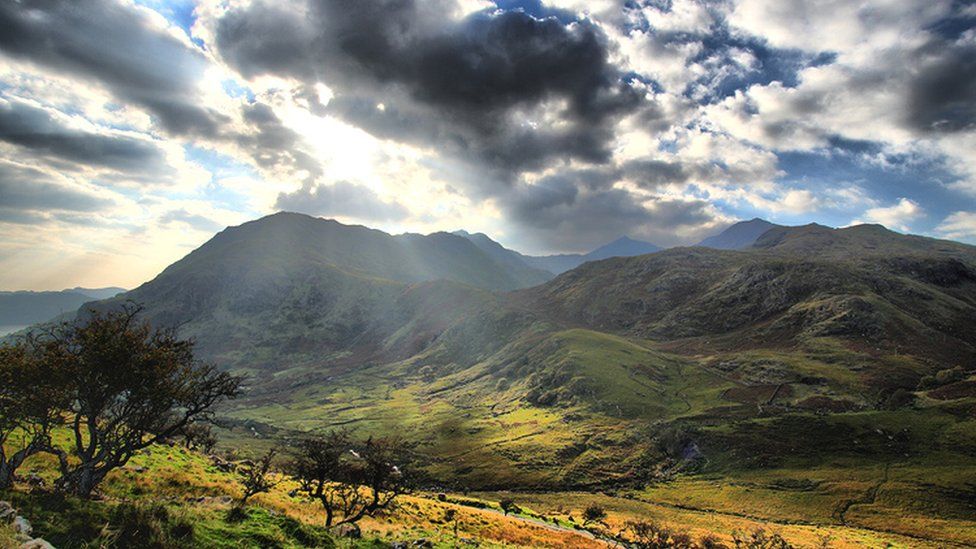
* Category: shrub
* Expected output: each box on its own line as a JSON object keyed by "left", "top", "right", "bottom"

{"left": 732, "top": 528, "right": 793, "bottom": 549}
{"left": 581, "top": 504, "right": 606, "bottom": 526}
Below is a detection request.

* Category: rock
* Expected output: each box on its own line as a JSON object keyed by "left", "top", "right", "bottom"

{"left": 0, "top": 501, "right": 16, "bottom": 522}
{"left": 390, "top": 543, "right": 408, "bottom": 549}
{"left": 459, "top": 537, "right": 479, "bottom": 546}
{"left": 413, "top": 539, "right": 433, "bottom": 548}
{"left": 13, "top": 516, "right": 32, "bottom": 537}
{"left": 20, "top": 539, "right": 55, "bottom": 549}
{"left": 333, "top": 523, "right": 361, "bottom": 539}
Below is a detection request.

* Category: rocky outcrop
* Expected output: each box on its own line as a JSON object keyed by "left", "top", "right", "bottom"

{"left": 0, "top": 500, "right": 55, "bottom": 548}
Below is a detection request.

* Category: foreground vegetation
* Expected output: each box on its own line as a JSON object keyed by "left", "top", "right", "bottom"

{"left": 4, "top": 439, "right": 969, "bottom": 548}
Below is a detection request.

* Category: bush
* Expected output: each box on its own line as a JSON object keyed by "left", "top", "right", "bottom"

{"left": 499, "top": 498, "right": 520, "bottom": 515}
{"left": 732, "top": 528, "right": 793, "bottom": 549}
{"left": 581, "top": 504, "right": 607, "bottom": 526}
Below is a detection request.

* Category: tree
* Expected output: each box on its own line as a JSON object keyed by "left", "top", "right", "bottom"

{"left": 235, "top": 448, "right": 280, "bottom": 509}
{"left": 180, "top": 420, "right": 218, "bottom": 454}
{"left": 289, "top": 430, "right": 409, "bottom": 528}
{"left": 0, "top": 342, "right": 66, "bottom": 489}
{"left": 38, "top": 304, "right": 242, "bottom": 497}
{"left": 581, "top": 504, "right": 607, "bottom": 527}
{"left": 499, "top": 498, "right": 520, "bottom": 516}
{"left": 443, "top": 508, "right": 460, "bottom": 544}
{"left": 732, "top": 528, "right": 793, "bottom": 549}
{"left": 625, "top": 520, "right": 696, "bottom": 549}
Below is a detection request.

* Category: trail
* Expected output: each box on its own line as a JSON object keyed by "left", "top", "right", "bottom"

{"left": 833, "top": 462, "right": 890, "bottom": 525}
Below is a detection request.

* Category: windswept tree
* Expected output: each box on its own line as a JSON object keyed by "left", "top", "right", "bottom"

{"left": 0, "top": 342, "right": 66, "bottom": 489}
{"left": 39, "top": 304, "right": 243, "bottom": 497}
{"left": 179, "top": 420, "right": 218, "bottom": 454}
{"left": 289, "top": 430, "right": 409, "bottom": 528}
{"left": 235, "top": 448, "right": 280, "bottom": 510}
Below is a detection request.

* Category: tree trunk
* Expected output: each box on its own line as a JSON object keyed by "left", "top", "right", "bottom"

{"left": 0, "top": 460, "right": 14, "bottom": 490}
{"left": 56, "top": 463, "right": 104, "bottom": 498}
{"left": 0, "top": 445, "right": 38, "bottom": 490}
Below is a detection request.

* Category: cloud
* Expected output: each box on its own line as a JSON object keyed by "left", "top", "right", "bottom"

{"left": 936, "top": 211, "right": 976, "bottom": 242}
{"left": 274, "top": 180, "right": 409, "bottom": 222}
{"left": 0, "top": 0, "right": 225, "bottom": 137}
{"left": 0, "top": 97, "right": 169, "bottom": 174}
{"left": 905, "top": 40, "right": 976, "bottom": 134}
{"left": 159, "top": 209, "right": 225, "bottom": 233}
{"left": 499, "top": 168, "right": 720, "bottom": 250}
{"left": 856, "top": 198, "right": 923, "bottom": 232}
{"left": 0, "top": 161, "right": 115, "bottom": 221}
{"left": 215, "top": 1, "right": 651, "bottom": 177}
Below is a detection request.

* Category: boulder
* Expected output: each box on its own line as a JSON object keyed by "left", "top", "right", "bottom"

{"left": 0, "top": 501, "right": 16, "bottom": 522}
{"left": 13, "top": 516, "right": 32, "bottom": 537}
{"left": 333, "top": 523, "right": 361, "bottom": 539}
{"left": 20, "top": 539, "right": 55, "bottom": 549}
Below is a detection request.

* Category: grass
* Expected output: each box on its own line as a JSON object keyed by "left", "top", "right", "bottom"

{"left": 0, "top": 523, "right": 19, "bottom": 549}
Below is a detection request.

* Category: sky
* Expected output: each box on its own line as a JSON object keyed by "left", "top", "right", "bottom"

{"left": 0, "top": 0, "right": 975, "bottom": 290}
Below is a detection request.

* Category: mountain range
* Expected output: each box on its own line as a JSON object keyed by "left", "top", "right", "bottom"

{"left": 9, "top": 213, "right": 976, "bottom": 514}
{"left": 0, "top": 286, "right": 126, "bottom": 332}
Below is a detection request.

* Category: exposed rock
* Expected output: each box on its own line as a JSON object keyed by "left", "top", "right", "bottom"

{"left": 334, "top": 523, "right": 361, "bottom": 539}
{"left": 13, "top": 515, "right": 32, "bottom": 537}
{"left": 20, "top": 539, "right": 55, "bottom": 549}
{"left": 0, "top": 501, "right": 16, "bottom": 522}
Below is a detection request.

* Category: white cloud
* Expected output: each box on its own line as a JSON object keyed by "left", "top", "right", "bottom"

{"left": 855, "top": 198, "right": 923, "bottom": 231}
{"left": 935, "top": 211, "right": 976, "bottom": 241}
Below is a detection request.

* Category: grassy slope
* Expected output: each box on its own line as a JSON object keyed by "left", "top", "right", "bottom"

{"left": 5, "top": 436, "right": 971, "bottom": 548}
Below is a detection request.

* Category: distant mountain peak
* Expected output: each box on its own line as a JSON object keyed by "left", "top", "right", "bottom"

{"left": 583, "top": 236, "right": 661, "bottom": 262}
{"left": 697, "top": 218, "right": 781, "bottom": 250}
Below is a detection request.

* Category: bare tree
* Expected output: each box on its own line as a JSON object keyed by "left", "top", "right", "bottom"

{"left": 499, "top": 498, "right": 520, "bottom": 516}
{"left": 180, "top": 420, "right": 218, "bottom": 454}
{"left": 37, "top": 304, "right": 242, "bottom": 497}
{"left": 625, "top": 520, "right": 697, "bottom": 549}
{"left": 236, "top": 448, "right": 280, "bottom": 509}
{"left": 0, "top": 342, "right": 65, "bottom": 489}
{"left": 289, "top": 430, "right": 409, "bottom": 528}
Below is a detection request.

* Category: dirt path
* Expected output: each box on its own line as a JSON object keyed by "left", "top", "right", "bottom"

{"left": 833, "top": 462, "right": 890, "bottom": 525}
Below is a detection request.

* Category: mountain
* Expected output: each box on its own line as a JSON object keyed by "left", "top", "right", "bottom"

{"left": 0, "top": 286, "right": 126, "bottom": 328}
{"left": 582, "top": 235, "right": 662, "bottom": 260}
{"left": 451, "top": 230, "right": 553, "bottom": 282}
{"left": 696, "top": 217, "right": 781, "bottom": 249}
{"left": 522, "top": 236, "right": 662, "bottom": 274}
{"left": 88, "top": 212, "right": 549, "bottom": 363}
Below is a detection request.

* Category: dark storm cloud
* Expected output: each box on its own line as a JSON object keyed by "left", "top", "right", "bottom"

{"left": 0, "top": 0, "right": 226, "bottom": 138}
{"left": 905, "top": 41, "right": 976, "bottom": 134}
{"left": 501, "top": 169, "right": 715, "bottom": 250}
{"left": 274, "top": 181, "right": 409, "bottom": 222}
{"left": 0, "top": 162, "right": 113, "bottom": 222}
{"left": 216, "top": 0, "right": 650, "bottom": 177}
{"left": 0, "top": 98, "right": 168, "bottom": 173}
